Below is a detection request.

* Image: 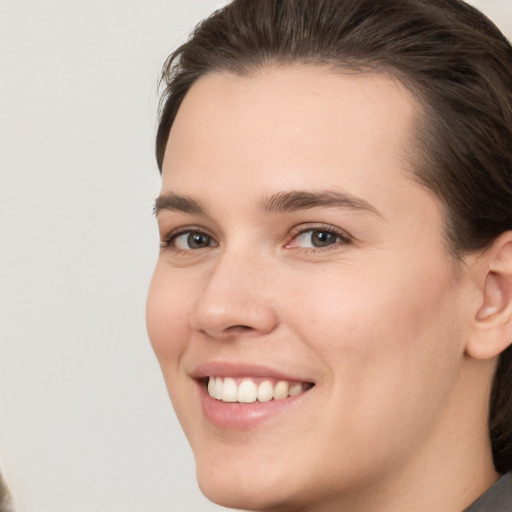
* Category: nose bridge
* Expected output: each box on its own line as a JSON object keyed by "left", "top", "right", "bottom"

{"left": 189, "top": 246, "right": 278, "bottom": 338}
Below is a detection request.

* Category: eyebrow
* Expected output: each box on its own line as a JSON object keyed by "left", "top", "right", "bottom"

{"left": 154, "top": 192, "right": 206, "bottom": 215}
{"left": 259, "top": 190, "right": 382, "bottom": 217}
{"left": 154, "top": 189, "right": 382, "bottom": 218}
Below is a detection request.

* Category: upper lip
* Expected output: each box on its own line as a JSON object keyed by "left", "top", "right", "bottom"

{"left": 191, "top": 361, "right": 315, "bottom": 384}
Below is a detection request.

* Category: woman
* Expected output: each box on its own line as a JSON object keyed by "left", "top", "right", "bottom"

{"left": 146, "top": 0, "right": 512, "bottom": 510}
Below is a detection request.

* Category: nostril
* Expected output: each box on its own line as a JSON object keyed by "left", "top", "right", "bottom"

{"left": 220, "top": 325, "right": 256, "bottom": 336}
{"left": 197, "top": 324, "right": 254, "bottom": 339}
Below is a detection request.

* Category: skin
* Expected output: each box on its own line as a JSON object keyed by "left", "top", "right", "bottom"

{"left": 146, "top": 66, "right": 500, "bottom": 511}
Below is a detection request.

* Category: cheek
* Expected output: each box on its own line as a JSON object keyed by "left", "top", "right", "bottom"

{"left": 283, "top": 258, "right": 457, "bottom": 350}
{"left": 146, "top": 264, "right": 192, "bottom": 367}
{"left": 300, "top": 252, "right": 460, "bottom": 348}
{"left": 281, "top": 257, "right": 465, "bottom": 431}
{"left": 146, "top": 264, "right": 208, "bottom": 442}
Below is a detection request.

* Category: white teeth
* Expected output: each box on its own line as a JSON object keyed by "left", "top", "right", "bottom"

{"left": 237, "top": 379, "right": 257, "bottom": 403}
{"left": 207, "top": 377, "right": 309, "bottom": 403}
{"left": 273, "top": 380, "right": 289, "bottom": 400}
{"left": 222, "top": 378, "right": 238, "bottom": 402}
{"left": 214, "top": 377, "right": 223, "bottom": 400}
{"left": 208, "top": 377, "right": 215, "bottom": 397}
{"left": 257, "top": 380, "right": 273, "bottom": 402}
{"left": 288, "top": 382, "right": 304, "bottom": 397}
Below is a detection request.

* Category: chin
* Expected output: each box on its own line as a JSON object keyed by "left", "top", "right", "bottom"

{"left": 198, "top": 480, "right": 293, "bottom": 512}
{"left": 199, "top": 483, "right": 275, "bottom": 511}
{"left": 194, "top": 450, "right": 301, "bottom": 512}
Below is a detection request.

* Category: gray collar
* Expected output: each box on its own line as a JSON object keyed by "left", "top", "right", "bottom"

{"left": 463, "top": 473, "right": 512, "bottom": 511}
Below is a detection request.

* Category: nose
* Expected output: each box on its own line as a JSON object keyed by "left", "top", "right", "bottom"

{"left": 189, "top": 253, "right": 279, "bottom": 339}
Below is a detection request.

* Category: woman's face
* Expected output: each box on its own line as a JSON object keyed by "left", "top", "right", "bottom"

{"left": 147, "top": 67, "right": 476, "bottom": 510}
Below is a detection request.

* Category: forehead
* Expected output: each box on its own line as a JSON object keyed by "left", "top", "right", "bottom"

{"left": 163, "top": 66, "right": 420, "bottom": 182}
{"left": 162, "top": 66, "right": 432, "bottom": 221}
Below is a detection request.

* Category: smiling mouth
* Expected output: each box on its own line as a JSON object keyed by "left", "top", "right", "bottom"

{"left": 206, "top": 376, "right": 314, "bottom": 403}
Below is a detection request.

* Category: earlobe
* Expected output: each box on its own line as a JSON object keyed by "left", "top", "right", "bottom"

{"left": 466, "top": 233, "right": 512, "bottom": 360}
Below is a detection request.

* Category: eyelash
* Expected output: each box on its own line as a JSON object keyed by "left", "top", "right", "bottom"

{"left": 160, "top": 226, "right": 215, "bottom": 251}
{"left": 160, "top": 224, "right": 353, "bottom": 253}
{"left": 286, "top": 223, "right": 353, "bottom": 251}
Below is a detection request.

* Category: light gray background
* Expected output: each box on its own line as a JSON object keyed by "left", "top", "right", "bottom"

{"left": 0, "top": 1, "right": 510, "bottom": 511}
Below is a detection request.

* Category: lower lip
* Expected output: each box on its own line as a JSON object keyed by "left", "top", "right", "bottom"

{"left": 197, "top": 382, "right": 310, "bottom": 430}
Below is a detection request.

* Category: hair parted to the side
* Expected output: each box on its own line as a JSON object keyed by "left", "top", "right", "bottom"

{"left": 156, "top": 0, "right": 512, "bottom": 473}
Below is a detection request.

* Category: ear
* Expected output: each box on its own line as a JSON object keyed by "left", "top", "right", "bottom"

{"left": 466, "top": 231, "right": 512, "bottom": 360}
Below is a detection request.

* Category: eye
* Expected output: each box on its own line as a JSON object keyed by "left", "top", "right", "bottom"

{"left": 295, "top": 230, "right": 338, "bottom": 248}
{"left": 286, "top": 226, "right": 351, "bottom": 250}
{"left": 161, "top": 229, "right": 217, "bottom": 251}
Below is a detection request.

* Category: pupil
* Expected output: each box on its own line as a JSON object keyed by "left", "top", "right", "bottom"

{"left": 188, "top": 232, "right": 209, "bottom": 248}
{"left": 312, "top": 231, "right": 336, "bottom": 247}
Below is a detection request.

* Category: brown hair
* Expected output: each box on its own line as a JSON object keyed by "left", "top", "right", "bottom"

{"left": 156, "top": 0, "right": 512, "bottom": 473}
